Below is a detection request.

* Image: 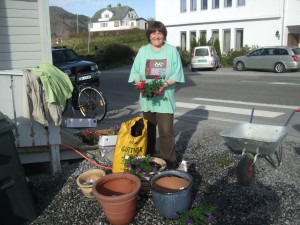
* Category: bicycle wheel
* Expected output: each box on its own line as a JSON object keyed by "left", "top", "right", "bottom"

{"left": 77, "top": 86, "right": 107, "bottom": 121}
{"left": 62, "top": 99, "right": 69, "bottom": 114}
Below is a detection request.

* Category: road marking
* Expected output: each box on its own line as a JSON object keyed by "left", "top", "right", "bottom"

{"left": 192, "top": 98, "right": 299, "bottom": 109}
{"left": 268, "top": 82, "right": 299, "bottom": 86}
{"left": 176, "top": 102, "right": 284, "bottom": 118}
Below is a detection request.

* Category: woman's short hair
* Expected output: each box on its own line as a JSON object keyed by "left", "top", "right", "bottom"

{"left": 146, "top": 21, "right": 167, "bottom": 42}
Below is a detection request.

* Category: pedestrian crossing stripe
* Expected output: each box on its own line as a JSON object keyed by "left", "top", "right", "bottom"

{"left": 192, "top": 98, "right": 299, "bottom": 109}
{"left": 176, "top": 102, "right": 284, "bottom": 118}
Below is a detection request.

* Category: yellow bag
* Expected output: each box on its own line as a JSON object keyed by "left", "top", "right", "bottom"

{"left": 112, "top": 117, "right": 148, "bottom": 173}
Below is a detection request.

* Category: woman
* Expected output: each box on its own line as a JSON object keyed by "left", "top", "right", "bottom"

{"left": 128, "top": 21, "right": 185, "bottom": 168}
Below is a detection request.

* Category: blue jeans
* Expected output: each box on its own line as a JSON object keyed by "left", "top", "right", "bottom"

{"left": 143, "top": 112, "right": 176, "bottom": 164}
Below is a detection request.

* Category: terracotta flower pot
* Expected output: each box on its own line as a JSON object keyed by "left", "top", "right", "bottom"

{"left": 76, "top": 169, "right": 106, "bottom": 200}
{"left": 92, "top": 172, "right": 141, "bottom": 225}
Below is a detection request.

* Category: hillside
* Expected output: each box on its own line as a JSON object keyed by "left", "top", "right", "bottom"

{"left": 49, "top": 6, "right": 89, "bottom": 39}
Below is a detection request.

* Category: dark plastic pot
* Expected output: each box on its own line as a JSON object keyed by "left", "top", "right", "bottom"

{"left": 149, "top": 170, "right": 194, "bottom": 219}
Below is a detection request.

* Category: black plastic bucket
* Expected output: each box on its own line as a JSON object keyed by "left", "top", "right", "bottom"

{"left": 149, "top": 170, "right": 193, "bottom": 219}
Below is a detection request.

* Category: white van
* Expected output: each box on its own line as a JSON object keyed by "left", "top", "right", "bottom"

{"left": 190, "top": 46, "right": 221, "bottom": 72}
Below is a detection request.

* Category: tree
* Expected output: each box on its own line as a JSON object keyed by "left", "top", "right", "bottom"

{"left": 199, "top": 33, "right": 207, "bottom": 46}
{"left": 213, "top": 38, "right": 221, "bottom": 57}
{"left": 190, "top": 37, "right": 198, "bottom": 53}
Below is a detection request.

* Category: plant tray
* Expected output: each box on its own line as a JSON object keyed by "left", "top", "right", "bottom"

{"left": 63, "top": 117, "right": 97, "bottom": 128}
{"left": 96, "top": 129, "right": 118, "bottom": 146}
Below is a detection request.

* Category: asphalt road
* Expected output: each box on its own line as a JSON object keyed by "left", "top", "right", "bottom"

{"left": 64, "top": 65, "right": 300, "bottom": 143}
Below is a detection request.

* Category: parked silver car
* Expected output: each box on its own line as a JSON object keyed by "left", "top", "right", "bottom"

{"left": 233, "top": 46, "right": 300, "bottom": 73}
{"left": 190, "top": 46, "right": 221, "bottom": 72}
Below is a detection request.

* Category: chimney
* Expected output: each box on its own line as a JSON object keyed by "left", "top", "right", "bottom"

{"left": 117, "top": 3, "right": 121, "bottom": 7}
{"left": 107, "top": 4, "right": 111, "bottom": 8}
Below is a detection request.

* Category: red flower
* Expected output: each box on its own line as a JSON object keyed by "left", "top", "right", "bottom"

{"left": 135, "top": 79, "right": 164, "bottom": 98}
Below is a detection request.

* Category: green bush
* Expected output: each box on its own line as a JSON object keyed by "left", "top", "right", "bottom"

{"left": 213, "top": 38, "right": 221, "bottom": 58}
{"left": 221, "top": 45, "right": 259, "bottom": 67}
{"left": 177, "top": 47, "right": 191, "bottom": 67}
{"left": 88, "top": 43, "right": 135, "bottom": 69}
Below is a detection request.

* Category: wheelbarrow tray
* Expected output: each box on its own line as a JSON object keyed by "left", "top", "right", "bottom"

{"left": 219, "top": 123, "right": 289, "bottom": 155}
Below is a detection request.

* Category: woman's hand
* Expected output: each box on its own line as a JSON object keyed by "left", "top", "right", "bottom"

{"left": 134, "top": 78, "right": 141, "bottom": 85}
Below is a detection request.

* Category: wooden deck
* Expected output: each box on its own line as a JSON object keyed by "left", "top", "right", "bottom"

{"left": 17, "top": 126, "right": 100, "bottom": 165}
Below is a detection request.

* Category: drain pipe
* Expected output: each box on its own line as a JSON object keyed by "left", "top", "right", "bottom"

{"left": 281, "top": 0, "right": 285, "bottom": 46}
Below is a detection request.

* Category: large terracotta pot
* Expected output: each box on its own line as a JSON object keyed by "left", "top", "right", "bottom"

{"left": 92, "top": 172, "right": 141, "bottom": 225}
{"left": 76, "top": 169, "right": 106, "bottom": 200}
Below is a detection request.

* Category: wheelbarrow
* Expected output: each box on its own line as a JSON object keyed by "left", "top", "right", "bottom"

{"left": 219, "top": 108, "right": 300, "bottom": 186}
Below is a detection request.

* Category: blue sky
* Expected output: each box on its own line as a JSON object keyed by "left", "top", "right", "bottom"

{"left": 48, "top": 0, "right": 155, "bottom": 19}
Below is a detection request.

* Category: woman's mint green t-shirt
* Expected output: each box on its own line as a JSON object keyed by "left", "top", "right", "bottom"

{"left": 128, "top": 43, "right": 185, "bottom": 114}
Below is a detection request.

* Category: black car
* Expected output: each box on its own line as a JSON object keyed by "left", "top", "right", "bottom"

{"left": 52, "top": 47, "right": 101, "bottom": 85}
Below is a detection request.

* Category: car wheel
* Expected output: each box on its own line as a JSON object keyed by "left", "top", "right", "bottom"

{"left": 212, "top": 64, "right": 217, "bottom": 71}
{"left": 274, "top": 62, "right": 285, "bottom": 73}
{"left": 191, "top": 67, "right": 196, "bottom": 72}
{"left": 236, "top": 61, "right": 245, "bottom": 71}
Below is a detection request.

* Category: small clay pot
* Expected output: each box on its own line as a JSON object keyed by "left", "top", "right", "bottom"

{"left": 76, "top": 169, "right": 106, "bottom": 200}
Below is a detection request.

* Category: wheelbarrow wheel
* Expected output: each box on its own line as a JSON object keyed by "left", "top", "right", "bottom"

{"left": 237, "top": 153, "right": 254, "bottom": 186}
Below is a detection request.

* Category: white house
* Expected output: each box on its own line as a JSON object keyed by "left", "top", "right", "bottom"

{"left": 155, "top": 0, "right": 300, "bottom": 53}
{"left": 89, "top": 3, "right": 148, "bottom": 32}
{"left": 0, "top": 0, "right": 62, "bottom": 173}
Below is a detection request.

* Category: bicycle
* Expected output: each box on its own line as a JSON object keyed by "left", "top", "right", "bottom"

{"left": 62, "top": 74, "right": 107, "bottom": 122}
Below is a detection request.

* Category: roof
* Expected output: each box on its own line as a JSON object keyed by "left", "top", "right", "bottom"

{"left": 92, "top": 5, "right": 135, "bottom": 22}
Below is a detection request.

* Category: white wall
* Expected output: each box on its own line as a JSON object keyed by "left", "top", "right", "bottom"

{"left": 0, "top": 0, "right": 52, "bottom": 70}
{"left": 156, "top": 0, "right": 300, "bottom": 52}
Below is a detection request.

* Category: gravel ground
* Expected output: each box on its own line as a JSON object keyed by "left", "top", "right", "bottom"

{"left": 25, "top": 124, "right": 300, "bottom": 225}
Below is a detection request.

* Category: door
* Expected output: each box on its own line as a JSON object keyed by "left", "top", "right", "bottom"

{"left": 288, "top": 33, "right": 299, "bottom": 47}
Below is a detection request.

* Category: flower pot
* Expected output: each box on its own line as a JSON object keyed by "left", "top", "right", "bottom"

{"left": 76, "top": 169, "right": 106, "bottom": 200}
{"left": 139, "top": 157, "right": 166, "bottom": 195}
{"left": 92, "top": 172, "right": 141, "bottom": 225}
{"left": 82, "top": 137, "right": 97, "bottom": 146}
{"left": 150, "top": 170, "right": 194, "bottom": 219}
{"left": 98, "top": 135, "right": 118, "bottom": 146}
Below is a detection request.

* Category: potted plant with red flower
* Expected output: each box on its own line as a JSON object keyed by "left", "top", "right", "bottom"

{"left": 81, "top": 130, "right": 100, "bottom": 146}
{"left": 135, "top": 76, "right": 165, "bottom": 98}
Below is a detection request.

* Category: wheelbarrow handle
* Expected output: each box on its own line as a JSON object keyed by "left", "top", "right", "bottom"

{"left": 249, "top": 107, "right": 255, "bottom": 123}
{"left": 284, "top": 108, "right": 300, "bottom": 126}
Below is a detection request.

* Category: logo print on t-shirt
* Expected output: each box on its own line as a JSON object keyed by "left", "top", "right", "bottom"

{"left": 145, "top": 59, "right": 167, "bottom": 79}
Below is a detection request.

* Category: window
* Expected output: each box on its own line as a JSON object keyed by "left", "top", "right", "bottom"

{"left": 181, "top": 0, "right": 187, "bottom": 12}
{"left": 199, "top": 30, "right": 207, "bottom": 45}
{"left": 200, "top": 30, "right": 207, "bottom": 41}
{"left": 235, "top": 29, "right": 243, "bottom": 51}
{"left": 190, "top": 31, "right": 197, "bottom": 50}
{"left": 223, "top": 29, "right": 231, "bottom": 53}
{"left": 249, "top": 49, "right": 264, "bottom": 56}
{"left": 224, "top": 0, "right": 232, "bottom": 7}
{"left": 190, "top": 0, "right": 197, "bottom": 11}
{"left": 100, "top": 23, "right": 108, "bottom": 27}
{"left": 237, "top": 0, "right": 245, "bottom": 6}
{"left": 201, "top": 0, "right": 208, "bottom": 10}
{"left": 105, "top": 14, "right": 109, "bottom": 18}
{"left": 212, "top": 0, "right": 219, "bottom": 9}
{"left": 181, "top": 31, "right": 187, "bottom": 51}
{"left": 212, "top": 30, "right": 219, "bottom": 44}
